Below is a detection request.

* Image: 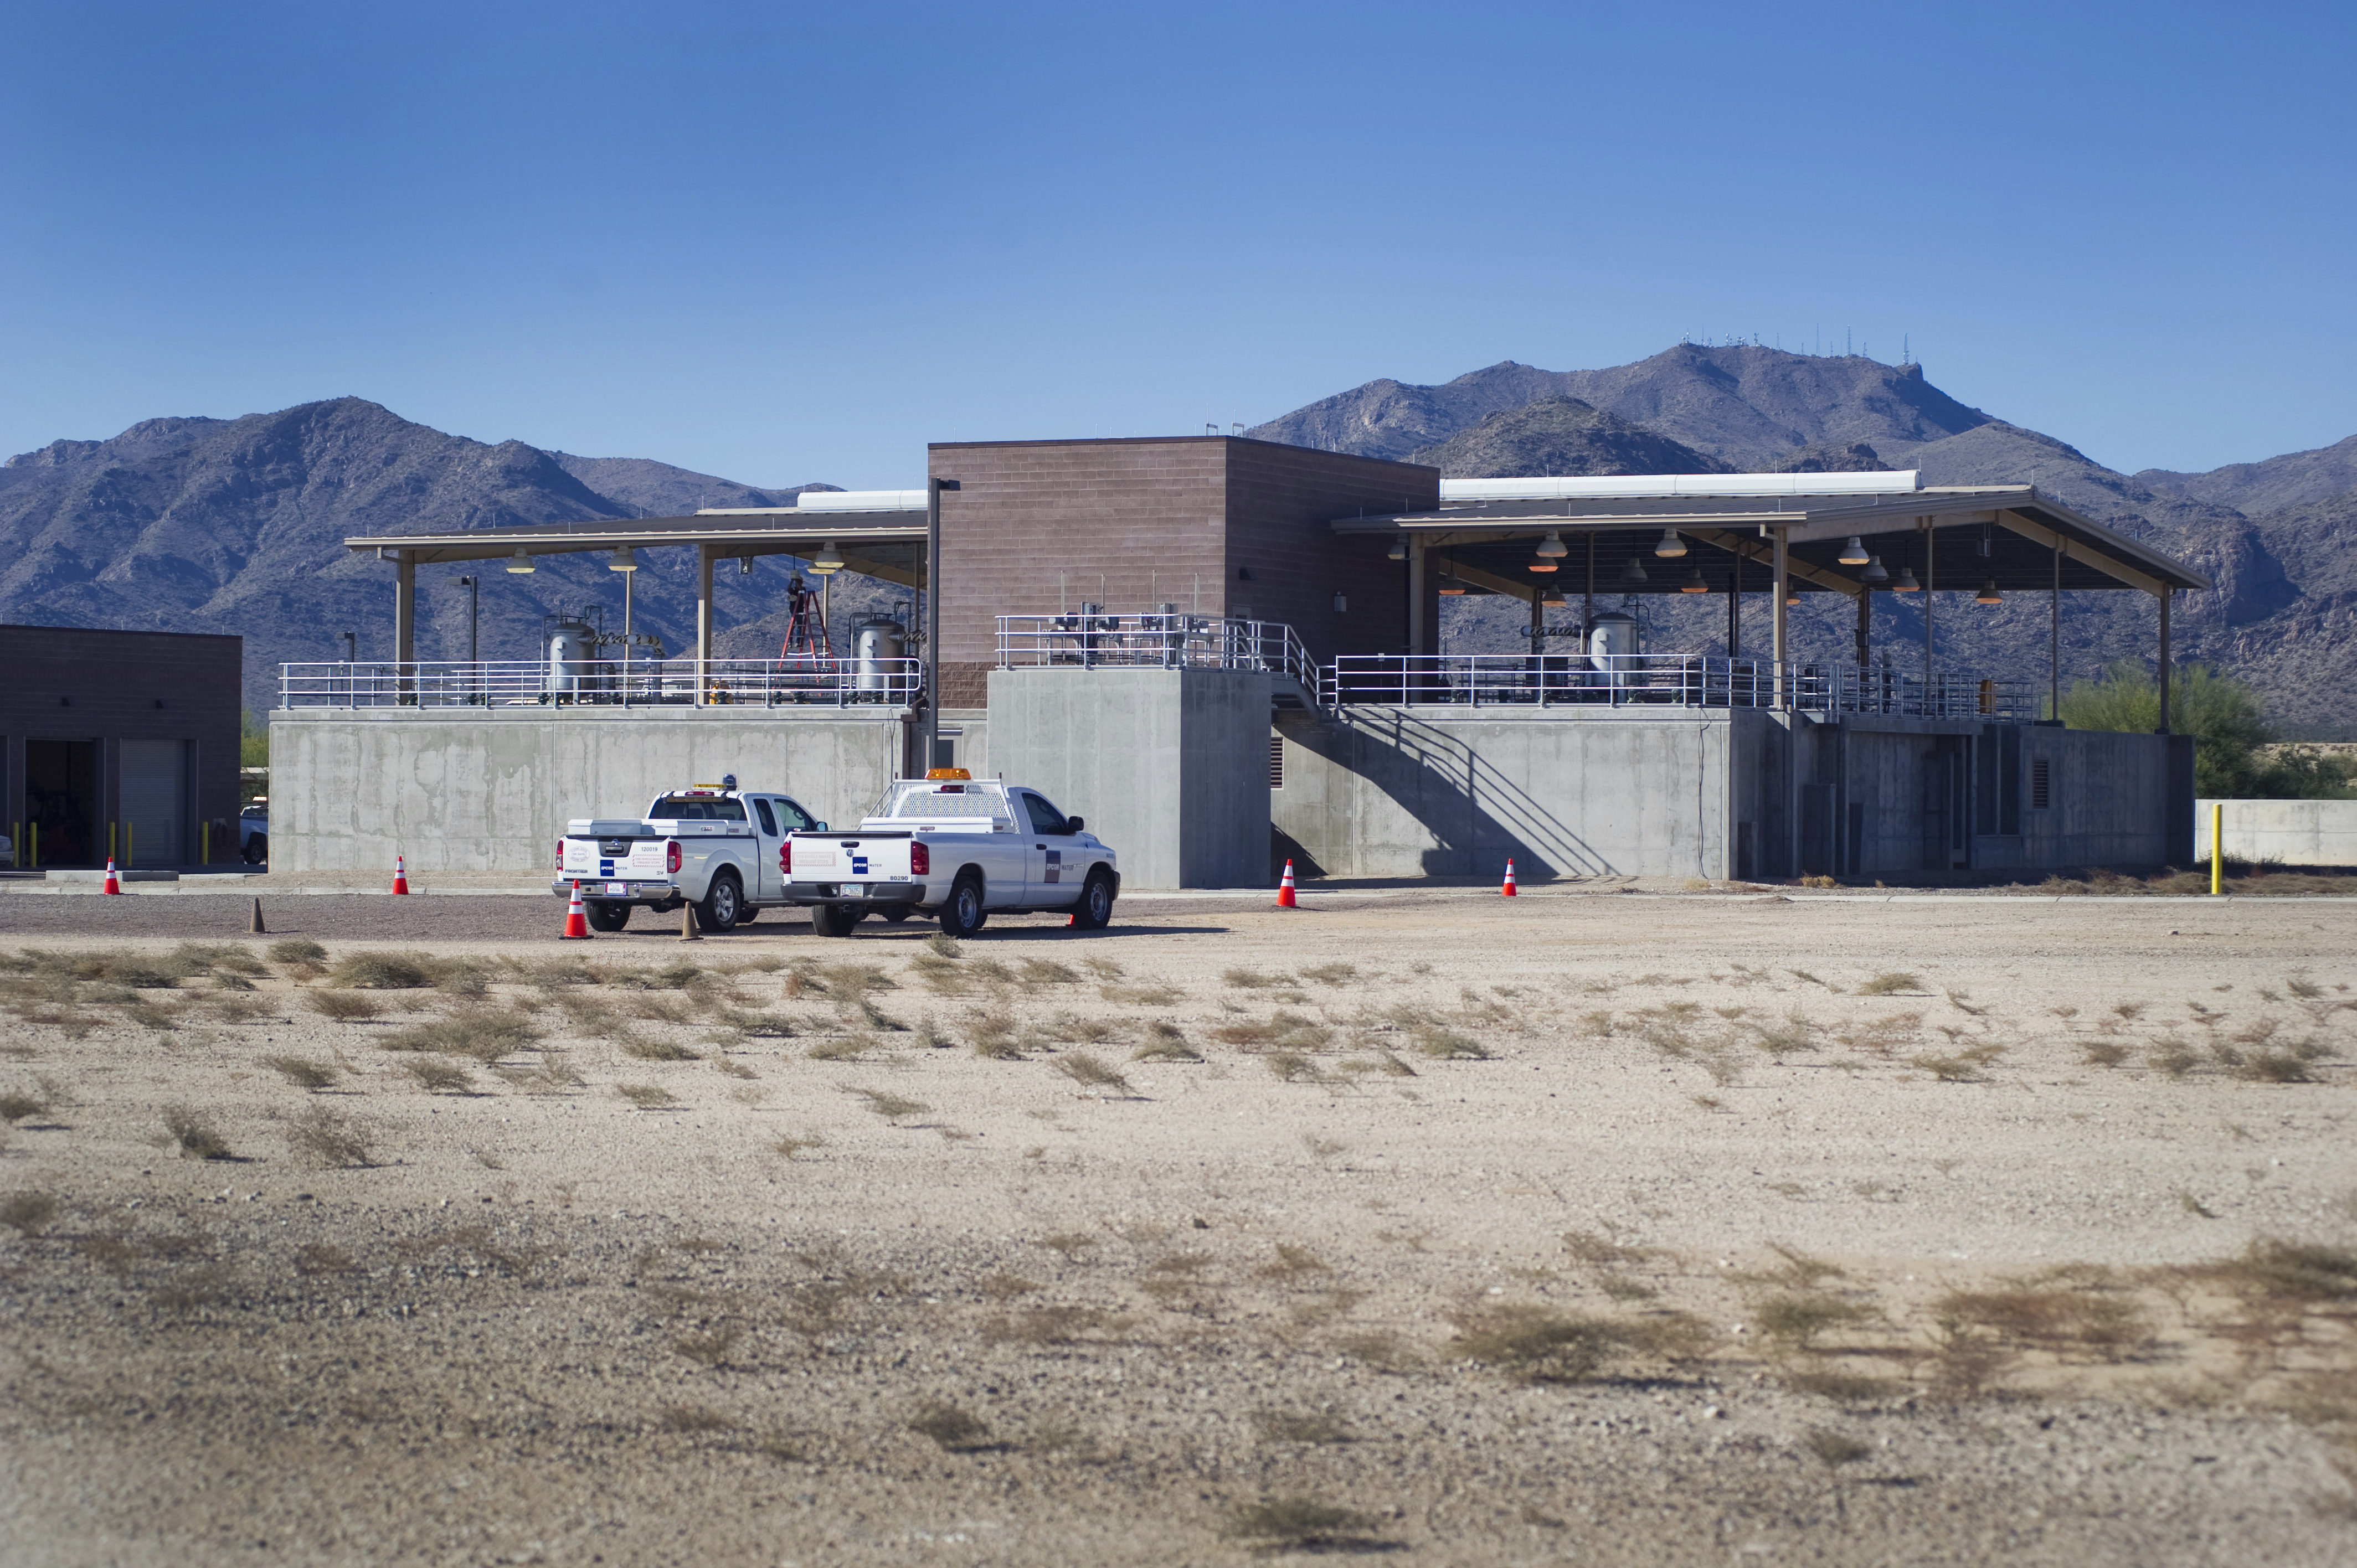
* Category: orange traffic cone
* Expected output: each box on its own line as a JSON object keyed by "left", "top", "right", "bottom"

{"left": 1501, "top": 858, "right": 1517, "bottom": 897}
{"left": 1276, "top": 859, "right": 1298, "bottom": 908}
{"left": 390, "top": 855, "right": 410, "bottom": 895}
{"left": 560, "top": 881, "right": 591, "bottom": 940}
{"left": 102, "top": 858, "right": 122, "bottom": 895}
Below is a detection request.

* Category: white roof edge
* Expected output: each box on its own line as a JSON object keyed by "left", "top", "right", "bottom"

{"left": 1439, "top": 472, "right": 1921, "bottom": 501}
{"left": 783, "top": 489, "right": 931, "bottom": 512}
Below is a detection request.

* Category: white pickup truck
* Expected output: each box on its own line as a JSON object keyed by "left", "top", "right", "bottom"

{"left": 551, "top": 775, "right": 829, "bottom": 933}
{"left": 785, "top": 770, "right": 1119, "bottom": 938}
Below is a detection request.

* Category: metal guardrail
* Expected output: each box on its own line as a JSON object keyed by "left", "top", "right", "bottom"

{"left": 280, "top": 658, "right": 924, "bottom": 710}
{"left": 1324, "top": 654, "right": 2032, "bottom": 720}
{"left": 996, "top": 614, "right": 1319, "bottom": 694}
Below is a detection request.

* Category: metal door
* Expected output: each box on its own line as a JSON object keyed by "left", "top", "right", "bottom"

{"left": 120, "top": 739, "right": 188, "bottom": 868}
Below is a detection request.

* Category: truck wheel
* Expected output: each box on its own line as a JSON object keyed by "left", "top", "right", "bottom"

{"left": 1069, "top": 870, "right": 1116, "bottom": 931}
{"left": 585, "top": 900, "right": 630, "bottom": 933}
{"left": 243, "top": 835, "right": 267, "bottom": 865}
{"left": 699, "top": 871, "right": 742, "bottom": 933}
{"left": 939, "top": 873, "right": 984, "bottom": 938}
{"left": 810, "top": 904, "right": 854, "bottom": 938}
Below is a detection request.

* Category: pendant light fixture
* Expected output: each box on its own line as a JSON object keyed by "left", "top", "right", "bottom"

{"left": 506, "top": 547, "right": 534, "bottom": 575}
{"left": 809, "top": 541, "right": 846, "bottom": 575}
{"left": 1619, "top": 557, "right": 1649, "bottom": 586}
{"left": 1679, "top": 564, "right": 1708, "bottom": 594}
{"left": 1976, "top": 578, "right": 2003, "bottom": 605}
{"left": 1437, "top": 570, "right": 1465, "bottom": 596}
{"left": 1837, "top": 536, "right": 1869, "bottom": 566}
{"left": 608, "top": 545, "right": 637, "bottom": 573}
{"left": 1536, "top": 582, "right": 1565, "bottom": 605}
{"left": 1655, "top": 529, "right": 1687, "bottom": 559}
{"left": 1893, "top": 564, "right": 1921, "bottom": 592}
{"left": 1534, "top": 530, "right": 1568, "bottom": 561}
{"left": 1387, "top": 534, "right": 1408, "bottom": 561}
{"left": 1861, "top": 555, "right": 1889, "bottom": 585}
{"left": 1786, "top": 581, "right": 1802, "bottom": 606}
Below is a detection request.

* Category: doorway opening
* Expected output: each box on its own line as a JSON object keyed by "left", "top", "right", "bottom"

{"left": 27, "top": 740, "right": 100, "bottom": 867}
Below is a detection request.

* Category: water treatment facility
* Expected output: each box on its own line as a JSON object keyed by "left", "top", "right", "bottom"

{"left": 269, "top": 436, "right": 2210, "bottom": 887}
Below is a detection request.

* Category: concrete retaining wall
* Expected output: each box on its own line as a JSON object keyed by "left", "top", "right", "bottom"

{"left": 986, "top": 668, "right": 1269, "bottom": 889}
{"left": 272, "top": 710, "right": 907, "bottom": 873}
{"left": 1272, "top": 708, "right": 1748, "bottom": 880}
{"left": 2194, "top": 798, "right": 2357, "bottom": 866}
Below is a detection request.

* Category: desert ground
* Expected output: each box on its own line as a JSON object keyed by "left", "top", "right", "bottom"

{"left": 2, "top": 886, "right": 2354, "bottom": 1566}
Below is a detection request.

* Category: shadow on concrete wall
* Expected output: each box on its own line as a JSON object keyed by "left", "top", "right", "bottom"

{"left": 1349, "top": 712, "right": 1622, "bottom": 880}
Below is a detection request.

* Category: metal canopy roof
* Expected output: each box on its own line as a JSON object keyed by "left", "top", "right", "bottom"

{"left": 1331, "top": 481, "right": 2210, "bottom": 600}
{"left": 343, "top": 507, "right": 930, "bottom": 587}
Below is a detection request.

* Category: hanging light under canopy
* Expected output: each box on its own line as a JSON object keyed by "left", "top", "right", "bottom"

{"left": 1837, "top": 536, "right": 1869, "bottom": 566}
{"left": 809, "top": 541, "right": 846, "bottom": 575}
{"left": 1619, "top": 557, "right": 1649, "bottom": 586}
{"left": 506, "top": 548, "right": 534, "bottom": 575}
{"left": 1679, "top": 565, "right": 1708, "bottom": 594}
{"left": 1654, "top": 529, "right": 1687, "bottom": 559}
{"left": 1977, "top": 578, "right": 2003, "bottom": 605}
{"left": 1861, "top": 555, "right": 1890, "bottom": 585}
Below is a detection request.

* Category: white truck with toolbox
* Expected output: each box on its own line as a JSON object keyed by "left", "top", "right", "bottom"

{"left": 785, "top": 769, "right": 1119, "bottom": 938}
{"left": 552, "top": 775, "right": 828, "bottom": 933}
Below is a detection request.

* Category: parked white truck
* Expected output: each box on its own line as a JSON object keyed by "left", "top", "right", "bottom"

{"left": 785, "top": 770, "right": 1119, "bottom": 938}
{"left": 551, "top": 775, "right": 829, "bottom": 933}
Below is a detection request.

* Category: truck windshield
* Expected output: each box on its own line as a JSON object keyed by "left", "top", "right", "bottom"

{"left": 651, "top": 796, "right": 746, "bottom": 821}
{"left": 873, "top": 781, "right": 1007, "bottom": 821}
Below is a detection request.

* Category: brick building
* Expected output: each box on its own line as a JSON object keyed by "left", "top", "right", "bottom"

{"left": 0, "top": 627, "right": 244, "bottom": 869}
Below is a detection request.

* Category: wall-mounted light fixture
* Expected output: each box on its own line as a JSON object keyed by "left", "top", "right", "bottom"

{"left": 1332, "top": 590, "right": 1347, "bottom": 613}
{"left": 1387, "top": 535, "right": 1407, "bottom": 561}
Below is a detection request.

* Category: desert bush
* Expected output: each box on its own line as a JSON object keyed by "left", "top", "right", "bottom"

{"left": 1, "top": 1189, "right": 58, "bottom": 1234}
{"left": 1055, "top": 1053, "right": 1133, "bottom": 1095}
{"left": 307, "top": 991, "right": 383, "bottom": 1023}
{"left": 1936, "top": 1285, "right": 2145, "bottom": 1358}
{"left": 618, "top": 1031, "right": 702, "bottom": 1062}
{"left": 1413, "top": 1026, "right": 1490, "bottom": 1059}
{"left": 381, "top": 1013, "right": 539, "bottom": 1061}
{"left": 1222, "top": 968, "right": 1281, "bottom": 989}
{"left": 1252, "top": 1409, "right": 1355, "bottom": 1444}
{"left": 1018, "top": 958, "right": 1080, "bottom": 986}
{"left": 853, "top": 1089, "right": 928, "bottom": 1123}
{"left": 908, "top": 1400, "right": 992, "bottom": 1451}
{"left": 672, "top": 1325, "right": 742, "bottom": 1366}
{"left": 267, "top": 938, "right": 328, "bottom": 967}
{"left": 1221, "top": 1496, "right": 1382, "bottom": 1549}
{"left": 327, "top": 955, "right": 434, "bottom": 990}
{"left": 1452, "top": 1306, "right": 1632, "bottom": 1382}
{"left": 2082, "top": 1041, "right": 2132, "bottom": 1067}
{"left": 0, "top": 1090, "right": 49, "bottom": 1122}
{"left": 404, "top": 1059, "right": 475, "bottom": 1094}
{"left": 616, "top": 1082, "right": 677, "bottom": 1109}
{"left": 1855, "top": 972, "right": 1923, "bottom": 996}
{"left": 658, "top": 1403, "right": 736, "bottom": 1433}
{"left": 1804, "top": 1428, "right": 1872, "bottom": 1466}
{"left": 286, "top": 1105, "right": 374, "bottom": 1167}
{"left": 1753, "top": 1294, "right": 1874, "bottom": 1352}
{"left": 261, "top": 1055, "right": 338, "bottom": 1090}
{"left": 162, "top": 1103, "right": 231, "bottom": 1160}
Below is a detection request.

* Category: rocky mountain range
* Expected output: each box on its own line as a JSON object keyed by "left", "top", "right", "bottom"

{"left": 6, "top": 346, "right": 2354, "bottom": 733}
{"left": 1249, "top": 345, "right": 2357, "bottom": 736}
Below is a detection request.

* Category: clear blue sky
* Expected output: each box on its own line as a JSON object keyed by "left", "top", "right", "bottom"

{"left": 4, "top": 1, "right": 2351, "bottom": 488}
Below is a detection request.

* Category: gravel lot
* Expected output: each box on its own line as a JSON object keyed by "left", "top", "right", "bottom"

{"left": 2, "top": 894, "right": 2354, "bottom": 1565}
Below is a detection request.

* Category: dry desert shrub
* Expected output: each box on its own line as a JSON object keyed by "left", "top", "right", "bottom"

{"left": 1413, "top": 1025, "right": 1490, "bottom": 1059}
{"left": 326, "top": 955, "right": 435, "bottom": 990}
{"left": 261, "top": 1055, "right": 338, "bottom": 1090}
{"left": 286, "top": 1105, "right": 374, "bottom": 1167}
{"left": 0, "top": 1089, "right": 49, "bottom": 1122}
{"left": 671, "top": 1325, "right": 743, "bottom": 1366}
{"left": 1018, "top": 958, "right": 1080, "bottom": 986}
{"left": 404, "top": 1059, "right": 475, "bottom": 1094}
{"left": 162, "top": 1103, "right": 231, "bottom": 1160}
{"left": 1221, "top": 1496, "right": 1384, "bottom": 1550}
{"left": 1451, "top": 1303, "right": 1708, "bottom": 1383}
{"left": 1784, "top": 1369, "right": 1905, "bottom": 1402}
{"left": 1252, "top": 1409, "right": 1355, "bottom": 1445}
{"left": 307, "top": 991, "right": 382, "bottom": 1023}
{"left": 772, "top": 1133, "right": 825, "bottom": 1160}
{"left": 714, "top": 1005, "right": 796, "bottom": 1038}
{"left": 967, "top": 1007, "right": 1025, "bottom": 1059}
{"left": 658, "top": 1403, "right": 736, "bottom": 1433}
{"left": 982, "top": 1303, "right": 1126, "bottom": 1346}
{"left": 1298, "top": 962, "right": 1358, "bottom": 987}
{"left": 616, "top": 1082, "right": 677, "bottom": 1109}
{"left": 493, "top": 1053, "right": 584, "bottom": 1091}
{"left": 1754, "top": 1294, "right": 1876, "bottom": 1352}
{"left": 1264, "top": 1050, "right": 1324, "bottom": 1083}
{"left": 1054, "top": 1053, "right": 1133, "bottom": 1095}
{"left": 1222, "top": 967, "right": 1282, "bottom": 990}
{"left": 908, "top": 1400, "right": 992, "bottom": 1451}
{"left": 1855, "top": 972, "right": 1924, "bottom": 996}
{"left": 1934, "top": 1283, "right": 2146, "bottom": 1359}
{"left": 266, "top": 937, "right": 328, "bottom": 968}
{"left": 1, "top": 1189, "right": 59, "bottom": 1235}
{"left": 2082, "top": 1040, "right": 2133, "bottom": 1067}
{"left": 618, "top": 1030, "right": 703, "bottom": 1062}
{"left": 381, "top": 1012, "right": 540, "bottom": 1061}
{"left": 852, "top": 1088, "right": 928, "bottom": 1123}
{"left": 1100, "top": 982, "right": 1181, "bottom": 1005}
{"left": 1131, "top": 1027, "right": 1200, "bottom": 1062}
{"left": 1804, "top": 1428, "right": 1872, "bottom": 1467}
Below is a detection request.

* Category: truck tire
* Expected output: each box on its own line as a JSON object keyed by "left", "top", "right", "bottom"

{"left": 699, "top": 871, "right": 743, "bottom": 933}
{"left": 585, "top": 900, "right": 630, "bottom": 933}
{"left": 242, "top": 835, "right": 267, "bottom": 865}
{"left": 810, "top": 903, "right": 855, "bottom": 938}
{"left": 939, "top": 873, "right": 985, "bottom": 938}
{"left": 1069, "top": 870, "right": 1116, "bottom": 931}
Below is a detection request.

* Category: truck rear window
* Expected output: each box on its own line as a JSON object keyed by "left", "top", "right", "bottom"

{"left": 652, "top": 797, "right": 747, "bottom": 821}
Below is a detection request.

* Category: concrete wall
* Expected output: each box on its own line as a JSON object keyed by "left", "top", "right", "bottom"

{"left": 2195, "top": 799, "right": 2357, "bottom": 866}
{"left": 986, "top": 667, "right": 1269, "bottom": 889}
{"left": 273, "top": 710, "right": 907, "bottom": 873}
{"left": 1272, "top": 708, "right": 1744, "bottom": 881}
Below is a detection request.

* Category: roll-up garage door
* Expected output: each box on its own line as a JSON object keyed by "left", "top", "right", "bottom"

{"left": 119, "top": 739, "right": 188, "bottom": 867}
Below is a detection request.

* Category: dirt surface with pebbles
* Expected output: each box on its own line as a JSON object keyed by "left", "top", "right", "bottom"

{"left": 3, "top": 893, "right": 2356, "bottom": 1565}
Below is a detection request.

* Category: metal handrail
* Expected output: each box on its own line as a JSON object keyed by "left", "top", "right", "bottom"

{"left": 1322, "top": 654, "right": 2032, "bottom": 720}
{"left": 280, "top": 657, "right": 924, "bottom": 710}
{"left": 995, "top": 615, "right": 1319, "bottom": 695}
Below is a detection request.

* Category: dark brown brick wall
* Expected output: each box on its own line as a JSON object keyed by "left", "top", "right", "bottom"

{"left": 925, "top": 437, "right": 1437, "bottom": 673}
{"left": 0, "top": 626, "right": 243, "bottom": 866}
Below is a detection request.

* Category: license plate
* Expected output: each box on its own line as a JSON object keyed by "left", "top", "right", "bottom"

{"left": 843, "top": 884, "right": 864, "bottom": 898}
{"left": 606, "top": 883, "right": 629, "bottom": 896}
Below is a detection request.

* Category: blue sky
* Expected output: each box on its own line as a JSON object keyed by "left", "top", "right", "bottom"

{"left": 4, "top": 1, "right": 2351, "bottom": 487}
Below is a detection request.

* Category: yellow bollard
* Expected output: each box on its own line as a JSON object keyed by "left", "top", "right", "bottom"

{"left": 2210, "top": 802, "right": 2224, "bottom": 896}
{"left": 109, "top": 822, "right": 117, "bottom": 863}
{"left": 28, "top": 822, "right": 36, "bottom": 869}
{"left": 201, "top": 821, "right": 208, "bottom": 865}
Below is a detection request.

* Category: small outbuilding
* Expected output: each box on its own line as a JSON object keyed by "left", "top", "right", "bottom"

{"left": 0, "top": 626, "right": 244, "bottom": 869}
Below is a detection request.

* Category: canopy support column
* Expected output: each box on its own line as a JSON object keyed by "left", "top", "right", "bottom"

{"left": 1922, "top": 518, "right": 1934, "bottom": 691}
{"left": 2156, "top": 588, "right": 2173, "bottom": 734}
{"left": 1855, "top": 586, "right": 1871, "bottom": 668}
{"left": 1770, "top": 528, "right": 1789, "bottom": 709}
{"left": 393, "top": 549, "right": 415, "bottom": 704}
{"left": 695, "top": 545, "right": 714, "bottom": 708}
{"left": 1407, "top": 541, "right": 1425, "bottom": 655}
{"left": 2050, "top": 540, "right": 2062, "bottom": 720}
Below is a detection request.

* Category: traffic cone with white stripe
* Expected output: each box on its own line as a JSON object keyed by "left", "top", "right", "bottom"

{"left": 1276, "top": 859, "right": 1298, "bottom": 908}
{"left": 390, "top": 855, "right": 410, "bottom": 895}
{"left": 1501, "top": 858, "right": 1517, "bottom": 897}
{"left": 102, "top": 858, "right": 122, "bottom": 895}
{"left": 560, "top": 881, "right": 591, "bottom": 940}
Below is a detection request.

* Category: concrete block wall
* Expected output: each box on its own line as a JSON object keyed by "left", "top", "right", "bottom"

{"left": 272, "top": 710, "right": 907, "bottom": 873}
{"left": 2194, "top": 799, "right": 2357, "bottom": 866}
{"left": 1272, "top": 708, "right": 1739, "bottom": 881}
{"left": 986, "top": 667, "right": 1269, "bottom": 889}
